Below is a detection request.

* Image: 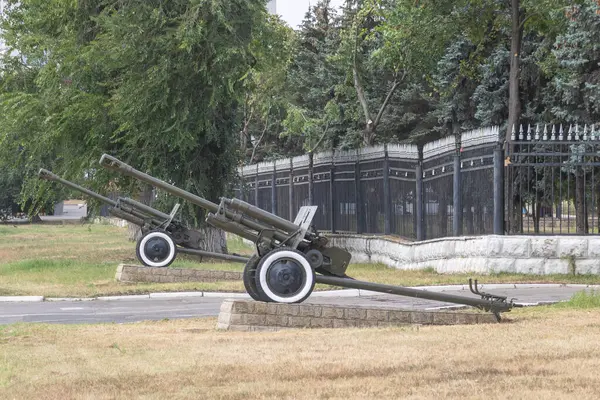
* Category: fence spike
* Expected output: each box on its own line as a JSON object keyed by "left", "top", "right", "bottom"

{"left": 559, "top": 124, "right": 564, "bottom": 140}
{"left": 583, "top": 124, "right": 588, "bottom": 140}
{"left": 519, "top": 124, "right": 524, "bottom": 140}
{"left": 575, "top": 123, "right": 580, "bottom": 140}
{"left": 543, "top": 124, "right": 548, "bottom": 140}
{"left": 511, "top": 124, "right": 516, "bottom": 141}
{"left": 567, "top": 124, "right": 572, "bottom": 141}
{"left": 535, "top": 124, "right": 540, "bottom": 140}
{"left": 592, "top": 124, "right": 596, "bottom": 140}
{"left": 551, "top": 125, "right": 556, "bottom": 140}
{"left": 526, "top": 124, "right": 532, "bottom": 141}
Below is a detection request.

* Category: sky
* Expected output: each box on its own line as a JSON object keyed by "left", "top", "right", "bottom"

{"left": 275, "top": 0, "right": 345, "bottom": 30}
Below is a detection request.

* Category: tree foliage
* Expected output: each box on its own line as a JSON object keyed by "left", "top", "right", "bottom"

{"left": 1, "top": 0, "right": 599, "bottom": 217}
{"left": 0, "top": 0, "right": 268, "bottom": 223}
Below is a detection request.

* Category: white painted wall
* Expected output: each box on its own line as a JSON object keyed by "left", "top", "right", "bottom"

{"left": 328, "top": 234, "right": 600, "bottom": 275}
{"left": 54, "top": 201, "right": 88, "bottom": 218}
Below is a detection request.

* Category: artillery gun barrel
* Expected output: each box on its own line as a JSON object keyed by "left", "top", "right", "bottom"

{"left": 100, "top": 155, "right": 219, "bottom": 213}
{"left": 224, "top": 198, "right": 311, "bottom": 237}
{"left": 206, "top": 213, "right": 259, "bottom": 243}
{"left": 99, "top": 154, "right": 293, "bottom": 243}
{"left": 109, "top": 208, "right": 145, "bottom": 227}
{"left": 177, "top": 247, "right": 249, "bottom": 263}
{"left": 38, "top": 169, "right": 168, "bottom": 227}
{"left": 38, "top": 169, "right": 117, "bottom": 207}
{"left": 118, "top": 197, "right": 171, "bottom": 221}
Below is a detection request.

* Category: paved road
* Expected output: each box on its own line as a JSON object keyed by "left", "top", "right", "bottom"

{"left": 0, "top": 285, "right": 593, "bottom": 325}
{"left": 0, "top": 297, "right": 226, "bottom": 324}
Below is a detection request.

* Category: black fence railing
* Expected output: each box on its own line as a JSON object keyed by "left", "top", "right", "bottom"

{"left": 237, "top": 127, "right": 504, "bottom": 241}
{"left": 506, "top": 124, "right": 600, "bottom": 235}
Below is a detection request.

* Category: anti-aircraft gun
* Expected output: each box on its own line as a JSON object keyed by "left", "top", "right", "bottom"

{"left": 99, "top": 154, "right": 519, "bottom": 319}
{"left": 38, "top": 169, "right": 248, "bottom": 267}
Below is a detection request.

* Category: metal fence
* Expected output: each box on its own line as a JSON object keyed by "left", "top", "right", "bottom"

{"left": 237, "top": 127, "right": 504, "bottom": 241}
{"left": 506, "top": 124, "right": 600, "bottom": 235}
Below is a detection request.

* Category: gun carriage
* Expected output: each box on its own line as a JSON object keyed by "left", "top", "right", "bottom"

{"left": 38, "top": 169, "right": 248, "bottom": 267}
{"left": 99, "top": 155, "right": 519, "bottom": 320}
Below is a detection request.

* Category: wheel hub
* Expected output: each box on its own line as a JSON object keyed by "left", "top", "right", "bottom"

{"left": 266, "top": 259, "right": 306, "bottom": 297}
{"left": 144, "top": 237, "right": 170, "bottom": 262}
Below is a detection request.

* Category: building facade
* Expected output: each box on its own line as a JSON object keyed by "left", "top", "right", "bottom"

{"left": 267, "top": 0, "right": 276, "bottom": 14}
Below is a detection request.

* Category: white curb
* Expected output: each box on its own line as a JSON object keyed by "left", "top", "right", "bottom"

{"left": 46, "top": 297, "right": 95, "bottom": 302}
{"left": 0, "top": 296, "right": 44, "bottom": 302}
{"left": 202, "top": 292, "right": 251, "bottom": 298}
{"left": 149, "top": 292, "right": 204, "bottom": 299}
{"left": 97, "top": 295, "right": 150, "bottom": 301}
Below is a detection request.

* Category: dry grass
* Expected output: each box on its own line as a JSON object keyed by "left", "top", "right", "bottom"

{"left": 0, "top": 224, "right": 247, "bottom": 297}
{"left": 1, "top": 308, "right": 599, "bottom": 399}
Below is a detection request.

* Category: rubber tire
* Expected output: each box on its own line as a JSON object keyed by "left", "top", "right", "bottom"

{"left": 243, "top": 254, "right": 270, "bottom": 302}
{"left": 254, "top": 248, "right": 315, "bottom": 304}
{"left": 136, "top": 230, "right": 177, "bottom": 268}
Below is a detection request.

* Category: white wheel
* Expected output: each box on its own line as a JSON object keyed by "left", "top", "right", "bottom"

{"left": 243, "top": 254, "right": 268, "bottom": 301}
{"left": 136, "top": 231, "right": 177, "bottom": 268}
{"left": 255, "top": 248, "right": 315, "bottom": 303}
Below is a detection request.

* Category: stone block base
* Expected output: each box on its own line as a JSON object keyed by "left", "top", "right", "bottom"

{"left": 216, "top": 300, "right": 498, "bottom": 332}
{"left": 115, "top": 264, "right": 242, "bottom": 283}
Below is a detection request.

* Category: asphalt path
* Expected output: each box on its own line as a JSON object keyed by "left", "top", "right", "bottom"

{"left": 0, "top": 285, "right": 594, "bottom": 325}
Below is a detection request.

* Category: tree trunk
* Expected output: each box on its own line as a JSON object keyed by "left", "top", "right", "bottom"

{"left": 363, "top": 123, "right": 376, "bottom": 146}
{"left": 575, "top": 169, "right": 588, "bottom": 234}
{"left": 506, "top": 0, "right": 523, "bottom": 234}
{"left": 127, "top": 222, "right": 143, "bottom": 242}
{"left": 199, "top": 226, "right": 228, "bottom": 253}
{"left": 507, "top": 0, "right": 523, "bottom": 141}
{"left": 308, "top": 152, "right": 314, "bottom": 206}
{"left": 127, "top": 184, "right": 154, "bottom": 241}
{"left": 508, "top": 167, "right": 525, "bottom": 234}
{"left": 533, "top": 192, "right": 541, "bottom": 234}
{"left": 240, "top": 129, "right": 248, "bottom": 158}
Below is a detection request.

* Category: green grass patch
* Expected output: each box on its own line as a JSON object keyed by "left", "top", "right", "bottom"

{"left": 554, "top": 290, "right": 600, "bottom": 309}
{"left": 0, "top": 259, "right": 114, "bottom": 286}
{"left": 0, "top": 224, "right": 252, "bottom": 297}
{"left": 0, "top": 226, "right": 21, "bottom": 236}
{"left": 226, "top": 235, "right": 254, "bottom": 256}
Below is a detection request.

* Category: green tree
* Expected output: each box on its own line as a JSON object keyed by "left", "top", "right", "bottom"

{"left": 283, "top": 0, "right": 345, "bottom": 152}
{"left": 0, "top": 0, "right": 270, "bottom": 249}
{"left": 239, "top": 14, "right": 295, "bottom": 164}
